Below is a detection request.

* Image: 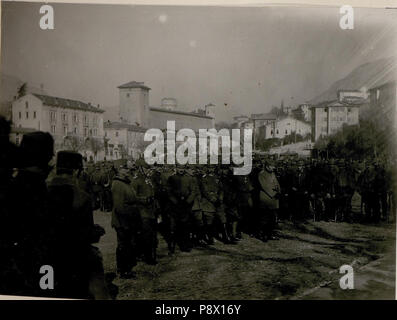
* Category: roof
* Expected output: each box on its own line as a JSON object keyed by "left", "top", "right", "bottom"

{"left": 32, "top": 93, "right": 105, "bottom": 113}
{"left": 149, "top": 107, "right": 213, "bottom": 119}
{"left": 104, "top": 121, "right": 147, "bottom": 133}
{"left": 311, "top": 99, "right": 364, "bottom": 108}
{"left": 233, "top": 115, "right": 249, "bottom": 120}
{"left": 251, "top": 113, "right": 277, "bottom": 120}
{"left": 117, "top": 81, "right": 151, "bottom": 90}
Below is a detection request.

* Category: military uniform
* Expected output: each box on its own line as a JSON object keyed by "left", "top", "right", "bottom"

{"left": 166, "top": 168, "right": 194, "bottom": 253}
{"left": 111, "top": 169, "right": 139, "bottom": 278}
{"left": 130, "top": 166, "right": 158, "bottom": 265}
{"left": 199, "top": 167, "right": 229, "bottom": 244}
{"left": 256, "top": 162, "right": 280, "bottom": 240}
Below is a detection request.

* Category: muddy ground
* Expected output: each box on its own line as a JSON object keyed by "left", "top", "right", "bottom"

{"left": 94, "top": 211, "right": 395, "bottom": 300}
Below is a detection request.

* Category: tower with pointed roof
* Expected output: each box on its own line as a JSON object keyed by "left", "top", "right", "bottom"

{"left": 118, "top": 81, "right": 150, "bottom": 127}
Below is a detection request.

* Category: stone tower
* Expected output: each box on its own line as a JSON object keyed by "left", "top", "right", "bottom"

{"left": 118, "top": 81, "right": 150, "bottom": 127}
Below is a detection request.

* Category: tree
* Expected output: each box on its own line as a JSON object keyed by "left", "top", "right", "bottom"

{"left": 17, "top": 82, "right": 27, "bottom": 99}
{"left": 64, "top": 135, "right": 82, "bottom": 152}
{"left": 314, "top": 119, "right": 393, "bottom": 160}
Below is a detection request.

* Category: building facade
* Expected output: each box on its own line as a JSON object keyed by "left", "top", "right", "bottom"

{"left": 263, "top": 116, "right": 311, "bottom": 140}
{"left": 311, "top": 100, "right": 361, "bottom": 142}
{"left": 104, "top": 121, "right": 147, "bottom": 160}
{"left": 117, "top": 81, "right": 215, "bottom": 132}
{"left": 12, "top": 93, "right": 105, "bottom": 161}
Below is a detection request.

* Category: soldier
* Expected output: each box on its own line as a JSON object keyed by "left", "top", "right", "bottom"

{"left": 166, "top": 165, "right": 193, "bottom": 253}
{"left": 111, "top": 166, "right": 139, "bottom": 278}
{"left": 188, "top": 166, "right": 206, "bottom": 246}
{"left": 234, "top": 169, "right": 254, "bottom": 238}
{"left": 156, "top": 164, "right": 174, "bottom": 250}
{"left": 130, "top": 160, "right": 158, "bottom": 265}
{"left": 358, "top": 162, "right": 376, "bottom": 222}
{"left": 256, "top": 159, "right": 280, "bottom": 241}
{"left": 199, "top": 165, "right": 230, "bottom": 244}
{"left": 9, "top": 132, "right": 54, "bottom": 297}
{"left": 221, "top": 166, "right": 239, "bottom": 243}
{"left": 47, "top": 151, "right": 109, "bottom": 299}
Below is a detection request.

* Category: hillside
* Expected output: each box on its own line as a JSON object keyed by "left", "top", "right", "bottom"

{"left": 309, "top": 57, "right": 396, "bottom": 104}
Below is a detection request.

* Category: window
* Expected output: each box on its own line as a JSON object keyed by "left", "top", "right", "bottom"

{"left": 51, "top": 125, "right": 56, "bottom": 134}
{"left": 376, "top": 89, "right": 380, "bottom": 100}
{"left": 84, "top": 115, "right": 88, "bottom": 125}
{"left": 347, "top": 108, "right": 351, "bottom": 112}
{"left": 126, "top": 93, "right": 130, "bottom": 98}
{"left": 73, "top": 113, "right": 78, "bottom": 123}
{"left": 324, "top": 108, "right": 327, "bottom": 112}
{"left": 74, "top": 127, "right": 77, "bottom": 134}
{"left": 33, "top": 111, "right": 36, "bottom": 119}
{"left": 18, "top": 112, "right": 22, "bottom": 119}
{"left": 63, "top": 126, "right": 68, "bottom": 135}
{"left": 26, "top": 112, "right": 29, "bottom": 119}
{"left": 115, "top": 131, "right": 119, "bottom": 137}
{"left": 50, "top": 111, "right": 56, "bottom": 122}
{"left": 62, "top": 113, "right": 67, "bottom": 122}
{"left": 25, "top": 101, "right": 29, "bottom": 109}
{"left": 276, "top": 129, "right": 279, "bottom": 134}
{"left": 270, "top": 130, "right": 273, "bottom": 135}
{"left": 285, "top": 130, "right": 288, "bottom": 134}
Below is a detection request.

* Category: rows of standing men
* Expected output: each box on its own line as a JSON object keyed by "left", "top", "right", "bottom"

{"left": 83, "top": 154, "right": 395, "bottom": 279}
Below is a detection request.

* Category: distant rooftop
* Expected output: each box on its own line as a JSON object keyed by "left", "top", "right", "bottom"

{"left": 150, "top": 106, "right": 213, "bottom": 119}
{"left": 251, "top": 113, "right": 277, "bottom": 120}
{"left": 311, "top": 99, "right": 365, "bottom": 108}
{"left": 117, "top": 81, "right": 151, "bottom": 90}
{"left": 104, "top": 121, "right": 147, "bottom": 132}
{"left": 32, "top": 93, "right": 105, "bottom": 113}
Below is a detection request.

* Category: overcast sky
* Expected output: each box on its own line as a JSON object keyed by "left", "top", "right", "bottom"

{"left": 1, "top": 2, "right": 396, "bottom": 122}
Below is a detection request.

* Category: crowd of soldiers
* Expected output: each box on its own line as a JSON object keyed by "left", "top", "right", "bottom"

{"left": 82, "top": 153, "right": 396, "bottom": 280}
{"left": 1, "top": 114, "right": 395, "bottom": 297}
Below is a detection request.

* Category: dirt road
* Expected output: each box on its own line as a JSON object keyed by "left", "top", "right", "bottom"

{"left": 94, "top": 211, "right": 395, "bottom": 300}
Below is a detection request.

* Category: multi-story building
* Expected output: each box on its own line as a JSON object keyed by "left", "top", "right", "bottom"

{"left": 103, "top": 121, "right": 147, "bottom": 160}
{"left": 117, "top": 81, "right": 215, "bottom": 131}
{"left": 11, "top": 93, "right": 105, "bottom": 161}
{"left": 311, "top": 92, "right": 363, "bottom": 142}
{"left": 263, "top": 116, "right": 311, "bottom": 140}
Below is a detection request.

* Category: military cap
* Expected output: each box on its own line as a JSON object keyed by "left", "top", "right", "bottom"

{"left": 56, "top": 150, "right": 83, "bottom": 171}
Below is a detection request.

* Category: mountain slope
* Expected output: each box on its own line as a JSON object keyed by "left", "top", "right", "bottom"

{"left": 308, "top": 57, "right": 396, "bottom": 104}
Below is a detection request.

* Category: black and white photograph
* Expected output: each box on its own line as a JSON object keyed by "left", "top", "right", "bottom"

{"left": 0, "top": 0, "right": 396, "bottom": 302}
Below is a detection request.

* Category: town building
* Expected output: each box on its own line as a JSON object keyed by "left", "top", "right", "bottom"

{"left": 311, "top": 91, "right": 364, "bottom": 142}
{"left": 104, "top": 81, "right": 216, "bottom": 159}
{"left": 117, "top": 81, "right": 215, "bottom": 131}
{"left": 263, "top": 116, "right": 311, "bottom": 140}
{"left": 103, "top": 121, "right": 147, "bottom": 160}
{"left": 232, "top": 115, "right": 250, "bottom": 128}
{"left": 11, "top": 93, "right": 105, "bottom": 161}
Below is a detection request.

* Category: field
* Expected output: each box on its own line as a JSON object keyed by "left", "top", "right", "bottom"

{"left": 94, "top": 211, "right": 395, "bottom": 300}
